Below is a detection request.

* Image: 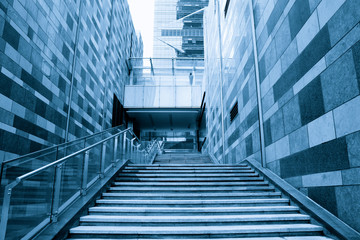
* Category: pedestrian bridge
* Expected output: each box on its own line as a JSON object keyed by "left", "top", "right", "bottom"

{"left": 124, "top": 58, "right": 205, "bottom": 131}
{"left": 124, "top": 57, "right": 204, "bottom": 109}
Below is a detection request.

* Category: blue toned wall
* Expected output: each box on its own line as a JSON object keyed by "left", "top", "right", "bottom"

{"left": 0, "top": 0, "right": 142, "bottom": 162}
{"left": 204, "top": 0, "right": 360, "bottom": 231}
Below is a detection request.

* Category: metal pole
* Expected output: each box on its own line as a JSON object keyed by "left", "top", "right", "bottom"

{"left": 65, "top": 0, "right": 84, "bottom": 142}
{"left": 216, "top": 0, "right": 226, "bottom": 164}
{"left": 249, "top": 0, "right": 266, "bottom": 167}
{"left": 131, "top": 138, "right": 136, "bottom": 160}
{"left": 0, "top": 182, "right": 18, "bottom": 240}
{"left": 101, "top": 0, "right": 116, "bottom": 130}
{"left": 113, "top": 136, "right": 118, "bottom": 166}
{"left": 81, "top": 151, "right": 89, "bottom": 195}
{"left": 123, "top": 133, "right": 127, "bottom": 160}
{"left": 100, "top": 142, "right": 106, "bottom": 178}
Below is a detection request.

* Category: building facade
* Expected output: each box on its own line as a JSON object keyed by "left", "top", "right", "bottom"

{"left": 0, "top": 0, "right": 142, "bottom": 162}
{"left": 153, "top": 0, "right": 208, "bottom": 58}
{"left": 204, "top": 0, "right": 360, "bottom": 232}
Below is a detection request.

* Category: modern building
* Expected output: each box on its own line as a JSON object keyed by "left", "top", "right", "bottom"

{"left": 0, "top": 0, "right": 143, "bottom": 162}
{"left": 153, "top": 0, "right": 208, "bottom": 58}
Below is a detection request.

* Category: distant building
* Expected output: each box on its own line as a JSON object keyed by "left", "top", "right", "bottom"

{"left": 153, "top": 0, "right": 208, "bottom": 58}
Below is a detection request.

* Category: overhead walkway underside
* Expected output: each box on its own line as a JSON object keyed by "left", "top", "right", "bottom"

{"left": 126, "top": 108, "right": 200, "bottom": 130}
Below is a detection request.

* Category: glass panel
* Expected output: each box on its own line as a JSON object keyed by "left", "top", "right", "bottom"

{"left": 159, "top": 86, "right": 175, "bottom": 107}
{"left": 87, "top": 144, "right": 101, "bottom": 186}
{"left": 104, "top": 138, "right": 114, "bottom": 172}
{"left": 85, "top": 132, "right": 103, "bottom": 147}
{"left": 59, "top": 153, "right": 83, "bottom": 210}
{"left": 3, "top": 165, "right": 54, "bottom": 240}
{"left": 129, "top": 58, "right": 204, "bottom": 86}
{"left": 57, "top": 140, "right": 84, "bottom": 159}
{"left": 0, "top": 149, "right": 57, "bottom": 213}
{"left": 176, "top": 86, "right": 192, "bottom": 107}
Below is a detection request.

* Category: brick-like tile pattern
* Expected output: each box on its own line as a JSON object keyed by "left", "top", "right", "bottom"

{"left": 204, "top": 0, "right": 360, "bottom": 231}
{"left": 0, "top": 0, "right": 142, "bottom": 159}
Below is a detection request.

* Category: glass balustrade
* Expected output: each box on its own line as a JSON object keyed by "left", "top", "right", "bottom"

{"left": 0, "top": 128, "right": 162, "bottom": 240}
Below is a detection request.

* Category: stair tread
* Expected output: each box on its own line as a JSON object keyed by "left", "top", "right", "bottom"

{"left": 70, "top": 224, "right": 323, "bottom": 234}
{"left": 96, "top": 199, "right": 290, "bottom": 204}
{"left": 108, "top": 186, "right": 274, "bottom": 191}
{"left": 125, "top": 167, "right": 252, "bottom": 170}
{"left": 118, "top": 173, "right": 258, "bottom": 177}
{"left": 68, "top": 237, "right": 333, "bottom": 240}
{"left": 128, "top": 164, "right": 247, "bottom": 167}
{"left": 68, "top": 162, "right": 330, "bottom": 239}
{"left": 89, "top": 206, "right": 299, "bottom": 212}
{"left": 116, "top": 177, "right": 264, "bottom": 181}
{"left": 123, "top": 170, "right": 255, "bottom": 173}
{"left": 113, "top": 181, "right": 269, "bottom": 186}
{"left": 102, "top": 192, "right": 281, "bottom": 197}
{"left": 80, "top": 214, "right": 311, "bottom": 222}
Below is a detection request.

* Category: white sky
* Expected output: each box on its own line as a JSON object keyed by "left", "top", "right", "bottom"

{"left": 128, "top": 0, "right": 155, "bottom": 57}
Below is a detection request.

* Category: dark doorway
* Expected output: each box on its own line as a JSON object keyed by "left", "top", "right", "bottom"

{"left": 112, "top": 94, "right": 124, "bottom": 127}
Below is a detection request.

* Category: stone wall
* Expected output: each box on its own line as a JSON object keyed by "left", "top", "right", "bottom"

{"left": 204, "top": 0, "right": 360, "bottom": 231}
{"left": 0, "top": 0, "right": 142, "bottom": 161}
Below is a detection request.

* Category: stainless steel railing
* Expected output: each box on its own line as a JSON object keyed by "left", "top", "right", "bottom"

{"left": 0, "top": 127, "right": 162, "bottom": 240}
{"left": 0, "top": 125, "right": 125, "bottom": 187}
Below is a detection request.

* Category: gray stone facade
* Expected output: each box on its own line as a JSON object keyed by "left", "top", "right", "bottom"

{"left": 204, "top": 0, "right": 360, "bottom": 232}
{"left": 0, "top": 0, "right": 142, "bottom": 162}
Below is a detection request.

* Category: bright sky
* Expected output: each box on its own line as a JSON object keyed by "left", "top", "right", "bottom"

{"left": 128, "top": 0, "right": 155, "bottom": 57}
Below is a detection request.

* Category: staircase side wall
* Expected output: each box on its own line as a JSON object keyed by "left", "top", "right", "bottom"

{"left": 204, "top": 0, "right": 360, "bottom": 232}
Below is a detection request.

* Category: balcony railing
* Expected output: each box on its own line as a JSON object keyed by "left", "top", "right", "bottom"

{"left": 128, "top": 57, "right": 204, "bottom": 86}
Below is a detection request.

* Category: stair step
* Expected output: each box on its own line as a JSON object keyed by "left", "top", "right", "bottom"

{"left": 88, "top": 206, "right": 300, "bottom": 215}
{"left": 95, "top": 199, "right": 290, "bottom": 207}
{"left": 67, "top": 161, "right": 331, "bottom": 239}
{"left": 115, "top": 177, "right": 264, "bottom": 182}
{"left": 113, "top": 181, "right": 269, "bottom": 186}
{"left": 68, "top": 237, "right": 334, "bottom": 240}
{"left": 127, "top": 164, "right": 249, "bottom": 167}
{"left": 79, "top": 214, "right": 311, "bottom": 226}
{"left": 122, "top": 169, "right": 255, "bottom": 173}
{"left": 125, "top": 166, "right": 252, "bottom": 170}
{"left": 117, "top": 173, "right": 259, "bottom": 177}
{"left": 69, "top": 224, "right": 323, "bottom": 237}
{"left": 102, "top": 192, "right": 281, "bottom": 199}
{"left": 108, "top": 186, "right": 275, "bottom": 192}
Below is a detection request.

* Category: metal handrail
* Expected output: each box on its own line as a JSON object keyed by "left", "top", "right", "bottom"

{"left": 2, "top": 125, "right": 124, "bottom": 164}
{"left": 129, "top": 57, "right": 205, "bottom": 60}
{"left": 16, "top": 128, "right": 131, "bottom": 182}
{"left": 0, "top": 127, "right": 150, "bottom": 240}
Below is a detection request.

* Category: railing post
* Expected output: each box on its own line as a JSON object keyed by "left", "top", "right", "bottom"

{"left": 81, "top": 151, "right": 89, "bottom": 196}
{"left": 123, "top": 133, "right": 127, "bottom": 160}
{"left": 51, "top": 164, "right": 62, "bottom": 222}
{"left": 100, "top": 142, "right": 106, "bottom": 178}
{"left": 131, "top": 138, "right": 136, "bottom": 160}
{"left": 0, "top": 182, "right": 18, "bottom": 240}
{"left": 113, "top": 136, "right": 118, "bottom": 167}
{"left": 123, "top": 133, "right": 127, "bottom": 150}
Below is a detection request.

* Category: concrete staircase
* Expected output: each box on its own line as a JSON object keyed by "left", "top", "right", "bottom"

{"left": 67, "top": 155, "right": 333, "bottom": 239}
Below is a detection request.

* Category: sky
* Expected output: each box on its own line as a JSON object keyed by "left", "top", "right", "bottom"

{"left": 128, "top": 0, "right": 155, "bottom": 58}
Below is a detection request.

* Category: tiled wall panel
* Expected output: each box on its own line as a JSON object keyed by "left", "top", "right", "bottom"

{"left": 204, "top": 0, "right": 360, "bottom": 231}
{"left": 0, "top": 0, "right": 143, "bottom": 162}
